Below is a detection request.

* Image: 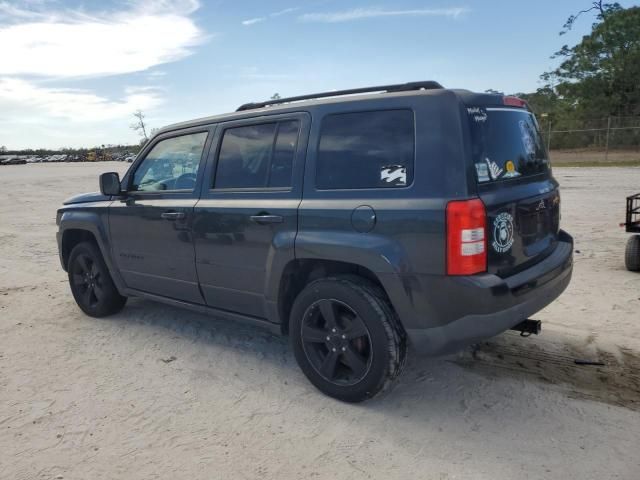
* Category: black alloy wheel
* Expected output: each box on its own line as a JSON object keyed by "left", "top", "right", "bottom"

{"left": 290, "top": 276, "right": 406, "bottom": 402}
{"left": 67, "top": 241, "right": 126, "bottom": 317}
{"left": 300, "top": 298, "right": 373, "bottom": 386}
{"left": 71, "top": 252, "right": 104, "bottom": 309}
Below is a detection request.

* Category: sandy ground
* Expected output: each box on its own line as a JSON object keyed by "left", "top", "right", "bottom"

{"left": 1, "top": 162, "right": 639, "bottom": 480}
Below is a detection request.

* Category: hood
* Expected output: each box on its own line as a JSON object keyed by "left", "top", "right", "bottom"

{"left": 63, "top": 191, "right": 110, "bottom": 205}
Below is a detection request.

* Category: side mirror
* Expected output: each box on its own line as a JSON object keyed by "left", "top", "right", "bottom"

{"left": 99, "top": 172, "right": 122, "bottom": 196}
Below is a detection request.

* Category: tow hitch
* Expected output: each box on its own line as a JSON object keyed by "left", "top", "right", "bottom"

{"left": 510, "top": 319, "right": 541, "bottom": 337}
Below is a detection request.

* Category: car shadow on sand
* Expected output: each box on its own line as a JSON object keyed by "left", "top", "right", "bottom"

{"left": 108, "top": 297, "right": 640, "bottom": 412}
{"left": 447, "top": 330, "right": 640, "bottom": 411}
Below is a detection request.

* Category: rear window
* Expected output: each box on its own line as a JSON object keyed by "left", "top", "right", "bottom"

{"left": 468, "top": 107, "right": 550, "bottom": 183}
{"left": 316, "top": 110, "right": 414, "bottom": 190}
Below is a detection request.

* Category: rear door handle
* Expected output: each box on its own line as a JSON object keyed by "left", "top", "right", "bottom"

{"left": 250, "top": 214, "right": 284, "bottom": 225}
{"left": 161, "top": 211, "right": 186, "bottom": 221}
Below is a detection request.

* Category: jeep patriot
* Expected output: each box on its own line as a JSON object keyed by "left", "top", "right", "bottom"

{"left": 56, "top": 81, "right": 573, "bottom": 402}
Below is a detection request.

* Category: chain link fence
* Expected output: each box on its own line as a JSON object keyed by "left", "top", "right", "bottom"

{"left": 538, "top": 115, "right": 640, "bottom": 164}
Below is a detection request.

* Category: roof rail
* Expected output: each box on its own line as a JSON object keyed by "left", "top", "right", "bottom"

{"left": 236, "top": 80, "right": 443, "bottom": 111}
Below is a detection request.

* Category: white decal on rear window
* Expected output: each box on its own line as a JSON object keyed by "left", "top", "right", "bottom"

{"left": 485, "top": 157, "right": 503, "bottom": 180}
{"left": 475, "top": 162, "right": 490, "bottom": 182}
{"left": 519, "top": 120, "right": 536, "bottom": 155}
{"left": 467, "top": 107, "right": 487, "bottom": 123}
{"left": 380, "top": 165, "right": 407, "bottom": 186}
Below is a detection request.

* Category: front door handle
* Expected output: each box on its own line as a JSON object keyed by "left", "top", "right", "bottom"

{"left": 250, "top": 214, "right": 284, "bottom": 225}
{"left": 161, "top": 211, "right": 186, "bottom": 221}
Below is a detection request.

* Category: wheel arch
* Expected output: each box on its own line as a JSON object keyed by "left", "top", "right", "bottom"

{"left": 57, "top": 209, "right": 126, "bottom": 294}
{"left": 61, "top": 228, "right": 98, "bottom": 269}
{"left": 275, "top": 258, "right": 393, "bottom": 334}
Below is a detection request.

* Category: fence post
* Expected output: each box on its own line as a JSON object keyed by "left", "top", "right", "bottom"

{"left": 604, "top": 116, "right": 611, "bottom": 162}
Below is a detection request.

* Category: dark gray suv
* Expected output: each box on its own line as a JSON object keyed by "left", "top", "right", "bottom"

{"left": 56, "top": 81, "right": 573, "bottom": 402}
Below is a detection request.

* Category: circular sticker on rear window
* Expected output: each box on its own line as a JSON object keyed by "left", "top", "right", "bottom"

{"left": 492, "top": 212, "right": 514, "bottom": 253}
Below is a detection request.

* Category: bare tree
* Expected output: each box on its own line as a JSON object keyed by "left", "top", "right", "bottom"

{"left": 0, "top": 145, "right": 6, "bottom": 153}
{"left": 560, "top": 0, "right": 613, "bottom": 34}
{"left": 130, "top": 109, "right": 149, "bottom": 141}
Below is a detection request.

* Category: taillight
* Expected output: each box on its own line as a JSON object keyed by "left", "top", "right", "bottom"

{"left": 446, "top": 199, "right": 487, "bottom": 275}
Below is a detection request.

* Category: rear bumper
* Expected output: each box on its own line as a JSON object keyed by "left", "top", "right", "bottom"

{"left": 390, "top": 230, "right": 573, "bottom": 356}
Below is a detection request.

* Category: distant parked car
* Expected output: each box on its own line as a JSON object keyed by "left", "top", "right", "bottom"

{"left": 1, "top": 156, "right": 27, "bottom": 165}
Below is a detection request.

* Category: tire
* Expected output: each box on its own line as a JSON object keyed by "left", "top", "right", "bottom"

{"left": 67, "top": 241, "right": 127, "bottom": 317}
{"left": 625, "top": 235, "right": 640, "bottom": 272}
{"left": 289, "top": 275, "right": 406, "bottom": 402}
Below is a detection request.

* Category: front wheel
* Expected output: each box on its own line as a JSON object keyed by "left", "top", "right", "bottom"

{"left": 290, "top": 276, "right": 406, "bottom": 402}
{"left": 68, "top": 241, "right": 127, "bottom": 317}
{"left": 625, "top": 235, "right": 640, "bottom": 271}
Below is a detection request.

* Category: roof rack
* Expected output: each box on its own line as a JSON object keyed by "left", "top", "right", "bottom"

{"left": 236, "top": 80, "right": 443, "bottom": 111}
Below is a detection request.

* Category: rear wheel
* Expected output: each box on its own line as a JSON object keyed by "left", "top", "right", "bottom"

{"left": 68, "top": 242, "right": 126, "bottom": 317}
{"left": 625, "top": 235, "right": 640, "bottom": 272}
{"left": 290, "top": 276, "right": 406, "bottom": 402}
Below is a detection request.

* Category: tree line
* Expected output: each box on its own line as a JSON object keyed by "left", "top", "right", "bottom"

{"left": 517, "top": 2, "right": 640, "bottom": 149}
{"left": 1, "top": 144, "right": 141, "bottom": 157}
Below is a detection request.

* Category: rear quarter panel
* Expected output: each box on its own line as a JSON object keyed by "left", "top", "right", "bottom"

{"left": 297, "top": 90, "right": 470, "bottom": 276}
{"left": 296, "top": 91, "right": 472, "bottom": 330}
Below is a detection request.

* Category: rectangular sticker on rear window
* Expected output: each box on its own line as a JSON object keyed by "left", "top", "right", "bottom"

{"left": 475, "top": 162, "right": 490, "bottom": 182}
{"left": 380, "top": 165, "right": 407, "bottom": 186}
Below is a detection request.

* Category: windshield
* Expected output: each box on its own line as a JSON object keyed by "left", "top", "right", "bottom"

{"left": 468, "top": 107, "right": 550, "bottom": 183}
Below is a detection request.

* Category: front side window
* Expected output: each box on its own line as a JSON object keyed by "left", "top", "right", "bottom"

{"left": 316, "top": 110, "right": 415, "bottom": 190}
{"left": 131, "top": 132, "right": 208, "bottom": 192}
{"left": 214, "top": 120, "right": 300, "bottom": 189}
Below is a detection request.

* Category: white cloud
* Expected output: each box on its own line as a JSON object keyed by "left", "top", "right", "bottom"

{"left": 0, "top": 0, "right": 205, "bottom": 77}
{"left": 299, "top": 7, "right": 469, "bottom": 23}
{"left": 0, "top": 78, "right": 163, "bottom": 122}
{"left": 270, "top": 7, "right": 299, "bottom": 17}
{"left": 147, "top": 70, "right": 168, "bottom": 78}
{"left": 0, "top": 78, "right": 165, "bottom": 148}
{"left": 242, "top": 17, "right": 265, "bottom": 26}
{"left": 241, "top": 6, "right": 298, "bottom": 26}
{"left": 0, "top": 1, "right": 205, "bottom": 148}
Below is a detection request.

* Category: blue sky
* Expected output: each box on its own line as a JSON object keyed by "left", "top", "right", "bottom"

{"left": 0, "top": 0, "right": 635, "bottom": 149}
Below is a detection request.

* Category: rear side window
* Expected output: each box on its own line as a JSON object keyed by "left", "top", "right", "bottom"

{"left": 316, "top": 110, "right": 414, "bottom": 190}
{"left": 214, "top": 120, "right": 299, "bottom": 189}
{"left": 468, "top": 107, "right": 550, "bottom": 183}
